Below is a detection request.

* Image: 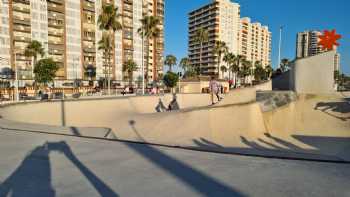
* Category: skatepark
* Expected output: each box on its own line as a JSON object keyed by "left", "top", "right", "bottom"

{"left": 1, "top": 82, "right": 349, "bottom": 162}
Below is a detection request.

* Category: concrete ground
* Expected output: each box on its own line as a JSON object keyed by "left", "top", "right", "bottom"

{"left": 0, "top": 129, "right": 349, "bottom": 197}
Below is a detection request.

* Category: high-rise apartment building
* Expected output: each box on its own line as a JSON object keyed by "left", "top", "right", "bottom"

{"left": 188, "top": 0, "right": 240, "bottom": 76}
{"left": 0, "top": 0, "right": 164, "bottom": 84}
{"left": 296, "top": 30, "right": 326, "bottom": 58}
{"left": 188, "top": 0, "right": 271, "bottom": 78}
{"left": 296, "top": 30, "right": 340, "bottom": 71}
{"left": 238, "top": 17, "right": 271, "bottom": 67}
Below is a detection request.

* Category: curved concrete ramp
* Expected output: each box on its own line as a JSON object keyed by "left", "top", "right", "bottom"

{"left": 0, "top": 89, "right": 349, "bottom": 162}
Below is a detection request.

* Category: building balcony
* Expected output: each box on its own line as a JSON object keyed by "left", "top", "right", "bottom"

{"left": 13, "top": 25, "right": 30, "bottom": 33}
{"left": 83, "top": 47, "right": 96, "bottom": 53}
{"left": 12, "top": 16, "right": 30, "bottom": 26}
{"left": 83, "top": 2, "right": 95, "bottom": 12}
{"left": 13, "top": 0, "right": 30, "bottom": 5}
{"left": 12, "top": 5, "right": 30, "bottom": 13}
{"left": 14, "top": 36, "right": 31, "bottom": 43}
{"left": 83, "top": 36, "right": 95, "bottom": 42}
{"left": 47, "top": 3, "right": 64, "bottom": 13}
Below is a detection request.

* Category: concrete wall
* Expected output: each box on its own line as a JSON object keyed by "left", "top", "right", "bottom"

{"left": 272, "top": 51, "right": 336, "bottom": 94}
{"left": 180, "top": 81, "right": 230, "bottom": 93}
{"left": 292, "top": 51, "right": 336, "bottom": 94}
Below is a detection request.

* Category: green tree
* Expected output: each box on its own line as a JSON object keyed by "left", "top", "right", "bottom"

{"left": 98, "top": 33, "right": 113, "bottom": 88}
{"left": 180, "top": 57, "right": 195, "bottom": 78}
{"left": 213, "top": 41, "right": 228, "bottom": 78}
{"left": 33, "top": 58, "right": 58, "bottom": 86}
{"left": 254, "top": 61, "right": 265, "bottom": 82}
{"left": 193, "top": 27, "right": 209, "bottom": 76}
{"left": 164, "top": 55, "right": 177, "bottom": 72}
{"left": 163, "top": 71, "right": 179, "bottom": 91}
{"left": 97, "top": 4, "right": 122, "bottom": 94}
{"left": 179, "top": 57, "right": 190, "bottom": 72}
{"left": 24, "top": 40, "right": 45, "bottom": 67}
{"left": 239, "top": 60, "right": 251, "bottom": 85}
{"left": 220, "top": 66, "right": 227, "bottom": 78}
{"left": 223, "top": 52, "right": 236, "bottom": 80}
{"left": 138, "top": 16, "right": 161, "bottom": 84}
{"left": 280, "top": 58, "right": 290, "bottom": 72}
{"left": 123, "top": 59, "right": 138, "bottom": 86}
{"left": 265, "top": 65, "right": 273, "bottom": 79}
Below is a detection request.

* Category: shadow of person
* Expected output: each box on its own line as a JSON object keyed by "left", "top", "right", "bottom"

{"left": 125, "top": 142, "right": 246, "bottom": 197}
{"left": 0, "top": 141, "right": 119, "bottom": 197}
{"left": 0, "top": 144, "right": 56, "bottom": 197}
{"left": 168, "top": 94, "right": 180, "bottom": 111}
{"left": 155, "top": 98, "right": 167, "bottom": 112}
{"left": 47, "top": 141, "right": 119, "bottom": 197}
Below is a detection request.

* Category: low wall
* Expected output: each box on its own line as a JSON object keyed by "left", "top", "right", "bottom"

{"left": 1, "top": 87, "right": 349, "bottom": 161}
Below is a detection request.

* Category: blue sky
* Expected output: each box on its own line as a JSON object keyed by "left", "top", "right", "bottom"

{"left": 164, "top": 0, "right": 349, "bottom": 74}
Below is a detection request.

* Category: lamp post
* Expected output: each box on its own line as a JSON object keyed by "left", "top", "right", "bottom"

{"left": 14, "top": 52, "right": 20, "bottom": 102}
{"left": 278, "top": 26, "right": 284, "bottom": 69}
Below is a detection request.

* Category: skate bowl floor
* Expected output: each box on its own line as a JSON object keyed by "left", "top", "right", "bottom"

{"left": 0, "top": 88, "right": 349, "bottom": 162}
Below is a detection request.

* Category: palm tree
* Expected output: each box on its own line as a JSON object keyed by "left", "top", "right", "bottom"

{"left": 213, "top": 41, "right": 228, "bottom": 78}
{"left": 123, "top": 59, "right": 138, "bottom": 87}
{"left": 24, "top": 40, "right": 45, "bottom": 67}
{"left": 97, "top": 4, "right": 122, "bottom": 94}
{"left": 164, "top": 55, "right": 177, "bottom": 72}
{"left": 138, "top": 16, "right": 161, "bottom": 93}
{"left": 179, "top": 57, "right": 190, "bottom": 72}
{"left": 193, "top": 27, "right": 209, "bottom": 76}
{"left": 280, "top": 58, "right": 290, "bottom": 72}
{"left": 223, "top": 52, "right": 235, "bottom": 80}
{"left": 98, "top": 33, "right": 113, "bottom": 89}
{"left": 240, "top": 60, "right": 251, "bottom": 85}
{"left": 234, "top": 55, "right": 245, "bottom": 86}
{"left": 220, "top": 66, "right": 227, "bottom": 78}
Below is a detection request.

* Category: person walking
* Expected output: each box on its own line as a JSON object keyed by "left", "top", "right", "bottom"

{"left": 209, "top": 76, "right": 222, "bottom": 105}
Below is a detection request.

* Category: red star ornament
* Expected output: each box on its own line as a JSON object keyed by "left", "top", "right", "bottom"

{"left": 318, "top": 29, "right": 342, "bottom": 50}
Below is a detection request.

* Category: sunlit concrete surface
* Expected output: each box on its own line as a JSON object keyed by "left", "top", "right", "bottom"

{"left": 0, "top": 130, "right": 349, "bottom": 197}
{"left": 1, "top": 87, "right": 349, "bottom": 162}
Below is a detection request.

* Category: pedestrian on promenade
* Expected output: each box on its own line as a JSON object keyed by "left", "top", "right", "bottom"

{"left": 209, "top": 76, "right": 222, "bottom": 105}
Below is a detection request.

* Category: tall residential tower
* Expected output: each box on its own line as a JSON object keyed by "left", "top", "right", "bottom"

{"left": 188, "top": 0, "right": 240, "bottom": 77}
{"left": 296, "top": 30, "right": 340, "bottom": 71}
{"left": 188, "top": 0, "right": 271, "bottom": 79}
{"left": 0, "top": 0, "right": 164, "bottom": 84}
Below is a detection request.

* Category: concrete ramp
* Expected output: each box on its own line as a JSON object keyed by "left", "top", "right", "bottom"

{"left": 0, "top": 89, "right": 349, "bottom": 162}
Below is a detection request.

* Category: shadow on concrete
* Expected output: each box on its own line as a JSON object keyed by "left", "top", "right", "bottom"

{"left": 192, "top": 134, "right": 350, "bottom": 162}
{"left": 314, "top": 101, "right": 350, "bottom": 121}
{"left": 127, "top": 122, "right": 245, "bottom": 197}
{"left": 155, "top": 98, "right": 167, "bottom": 112}
{"left": 0, "top": 141, "right": 118, "bottom": 197}
{"left": 70, "top": 127, "right": 81, "bottom": 136}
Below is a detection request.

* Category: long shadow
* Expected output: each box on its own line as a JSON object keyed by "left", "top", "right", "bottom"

{"left": 70, "top": 127, "right": 81, "bottom": 136}
{"left": 48, "top": 141, "right": 118, "bottom": 197}
{"left": 0, "top": 141, "right": 118, "bottom": 197}
{"left": 192, "top": 135, "right": 350, "bottom": 162}
{"left": 0, "top": 144, "right": 55, "bottom": 197}
{"left": 314, "top": 101, "right": 350, "bottom": 121}
{"left": 126, "top": 122, "right": 245, "bottom": 197}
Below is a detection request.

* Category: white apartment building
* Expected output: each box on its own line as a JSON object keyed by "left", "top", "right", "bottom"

{"left": 188, "top": 0, "right": 272, "bottom": 79}
{"left": 296, "top": 30, "right": 340, "bottom": 71}
{"left": 238, "top": 17, "right": 271, "bottom": 67}
{"left": 188, "top": 0, "right": 240, "bottom": 77}
{"left": 0, "top": 0, "right": 164, "bottom": 85}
